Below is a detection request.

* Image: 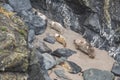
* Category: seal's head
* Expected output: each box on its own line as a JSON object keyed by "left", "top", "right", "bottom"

{"left": 55, "top": 33, "right": 60, "bottom": 37}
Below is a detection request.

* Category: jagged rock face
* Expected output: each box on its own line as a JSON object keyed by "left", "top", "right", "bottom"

{"left": 0, "top": 13, "right": 28, "bottom": 72}
{"left": 0, "top": 6, "right": 47, "bottom": 80}
{"left": 0, "top": 9, "right": 29, "bottom": 79}
{"left": 30, "top": 0, "right": 120, "bottom": 57}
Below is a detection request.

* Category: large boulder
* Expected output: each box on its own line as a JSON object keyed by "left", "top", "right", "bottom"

{"left": 8, "top": 0, "right": 32, "bottom": 12}
{"left": 83, "top": 68, "right": 115, "bottom": 80}
{"left": 111, "top": 62, "right": 120, "bottom": 76}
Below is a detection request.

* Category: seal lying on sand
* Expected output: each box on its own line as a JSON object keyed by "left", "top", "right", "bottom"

{"left": 55, "top": 33, "right": 66, "bottom": 47}
{"left": 74, "top": 39, "right": 95, "bottom": 58}
{"left": 49, "top": 21, "right": 65, "bottom": 34}
{"left": 59, "top": 61, "right": 82, "bottom": 74}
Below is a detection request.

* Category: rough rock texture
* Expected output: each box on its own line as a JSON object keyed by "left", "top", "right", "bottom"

{"left": 8, "top": 0, "right": 32, "bottom": 12}
{"left": 51, "top": 48, "right": 76, "bottom": 58}
{"left": 67, "top": 61, "right": 82, "bottom": 74}
{"left": 111, "top": 62, "right": 120, "bottom": 76}
{"left": 0, "top": 73, "right": 28, "bottom": 80}
{"left": 0, "top": 0, "right": 118, "bottom": 80}
{"left": 0, "top": 12, "right": 28, "bottom": 72}
{"left": 28, "top": 49, "right": 50, "bottom": 80}
{"left": 42, "top": 53, "right": 56, "bottom": 70}
{"left": 43, "top": 35, "right": 56, "bottom": 44}
{"left": 83, "top": 68, "right": 115, "bottom": 80}
{"left": 18, "top": 9, "right": 47, "bottom": 35}
{"left": 30, "top": 0, "right": 120, "bottom": 58}
{"left": 0, "top": 5, "right": 48, "bottom": 80}
{"left": 0, "top": 6, "right": 30, "bottom": 79}
{"left": 36, "top": 41, "right": 52, "bottom": 53}
{"left": 115, "top": 53, "right": 120, "bottom": 63}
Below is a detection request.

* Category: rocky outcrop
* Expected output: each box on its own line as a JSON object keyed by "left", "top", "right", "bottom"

{"left": 30, "top": 0, "right": 120, "bottom": 58}
{"left": 0, "top": 0, "right": 118, "bottom": 80}
{"left": 0, "top": 4, "right": 47, "bottom": 80}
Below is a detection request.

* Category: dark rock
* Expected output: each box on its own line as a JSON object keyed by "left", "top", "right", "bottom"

{"left": 54, "top": 69, "right": 71, "bottom": 80}
{"left": 8, "top": 0, "right": 32, "bottom": 12}
{"left": 42, "top": 53, "right": 56, "bottom": 70}
{"left": 32, "top": 15, "right": 47, "bottom": 35}
{"left": 113, "top": 49, "right": 120, "bottom": 62}
{"left": 109, "top": 0, "right": 120, "bottom": 21}
{"left": 83, "top": 29, "right": 97, "bottom": 42}
{"left": 51, "top": 48, "right": 76, "bottom": 58}
{"left": 28, "top": 63, "right": 46, "bottom": 80}
{"left": 43, "top": 35, "right": 56, "bottom": 44}
{"left": 111, "top": 62, "right": 120, "bottom": 76}
{"left": 84, "top": 13, "right": 101, "bottom": 33}
{"left": 37, "top": 42, "right": 52, "bottom": 53}
{"left": 82, "top": 0, "right": 103, "bottom": 13}
{"left": 109, "top": 46, "right": 120, "bottom": 58}
{"left": 28, "top": 29, "right": 35, "bottom": 43}
{"left": 42, "top": 54, "right": 67, "bottom": 70}
{"left": 3, "top": 3, "right": 14, "bottom": 11}
{"left": 67, "top": 61, "right": 82, "bottom": 74}
{"left": 28, "top": 49, "right": 51, "bottom": 80}
{"left": 83, "top": 68, "right": 115, "bottom": 80}
{"left": 20, "top": 10, "right": 47, "bottom": 35}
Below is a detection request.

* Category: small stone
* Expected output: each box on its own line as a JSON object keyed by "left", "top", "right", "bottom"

{"left": 37, "top": 42, "right": 52, "bottom": 53}
{"left": 83, "top": 68, "right": 115, "bottom": 80}
{"left": 84, "top": 13, "right": 101, "bottom": 33}
{"left": 111, "top": 62, "right": 120, "bottom": 76}
{"left": 51, "top": 48, "right": 76, "bottom": 58}
{"left": 42, "top": 53, "right": 56, "bottom": 70}
{"left": 43, "top": 35, "right": 56, "bottom": 44}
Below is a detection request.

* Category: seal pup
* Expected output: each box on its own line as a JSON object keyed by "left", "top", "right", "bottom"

{"left": 49, "top": 21, "right": 65, "bottom": 34}
{"left": 55, "top": 33, "right": 66, "bottom": 47}
{"left": 74, "top": 39, "right": 95, "bottom": 58}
